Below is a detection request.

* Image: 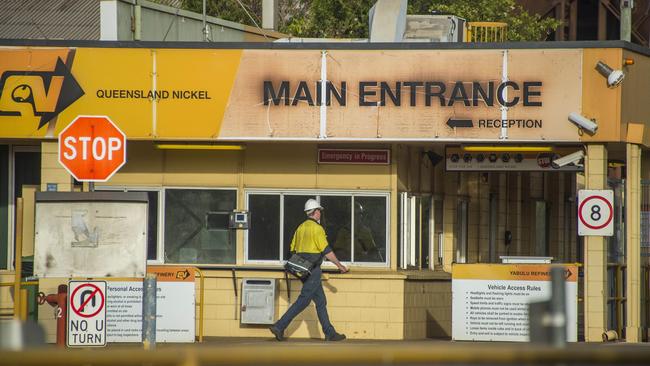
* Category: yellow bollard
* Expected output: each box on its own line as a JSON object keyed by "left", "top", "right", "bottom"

{"left": 19, "top": 288, "right": 28, "bottom": 321}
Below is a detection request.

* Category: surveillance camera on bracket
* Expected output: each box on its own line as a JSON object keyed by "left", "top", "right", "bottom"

{"left": 595, "top": 61, "right": 625, "bottom": 88}
{"left": 553, "top": 150, "right": 585, "bottom": 168}
{"left": 568, "top": 112, "right": 598, "bottom": 134}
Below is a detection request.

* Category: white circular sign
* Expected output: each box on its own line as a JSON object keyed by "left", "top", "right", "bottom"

{"left": 578, "top": 190, "right": 614, "bottom": 236}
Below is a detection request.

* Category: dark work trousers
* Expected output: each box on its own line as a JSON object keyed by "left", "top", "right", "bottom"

{"left": 275, "top": 266, "right": 336, "bottom": 337}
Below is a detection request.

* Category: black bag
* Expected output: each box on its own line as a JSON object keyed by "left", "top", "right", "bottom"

{"left": 284, "top": 253, "right": 315, "bottom": 279}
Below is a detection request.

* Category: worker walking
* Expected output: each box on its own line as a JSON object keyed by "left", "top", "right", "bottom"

{"left": 270, "top": 198, "right": 348, "bottom": 341}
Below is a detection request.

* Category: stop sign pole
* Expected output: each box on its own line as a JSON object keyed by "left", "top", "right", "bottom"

{"left": 58, "top": 115, "right": 127, "bottom": 183}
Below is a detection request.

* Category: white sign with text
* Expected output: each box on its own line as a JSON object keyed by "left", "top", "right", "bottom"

{"left": 452, "top": 264, "right": 578, "bottom": 342}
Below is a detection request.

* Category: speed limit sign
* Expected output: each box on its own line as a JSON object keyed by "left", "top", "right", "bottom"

{"left": 578, "top": 190, "right": 614, "bottom": 236}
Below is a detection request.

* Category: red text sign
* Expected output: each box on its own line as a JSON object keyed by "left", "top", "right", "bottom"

{"left": 318, "top": 149, "right": 390, "bottom": 164}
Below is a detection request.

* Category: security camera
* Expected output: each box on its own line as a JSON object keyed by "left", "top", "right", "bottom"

{"left": 595, "top": 61, "right": 625, "bottom": 88}
{"left": 552, "top": 150, "right": 584, "bottom": 168}
{"left": 568, "top": 112, "right": 598, "bottom": 134}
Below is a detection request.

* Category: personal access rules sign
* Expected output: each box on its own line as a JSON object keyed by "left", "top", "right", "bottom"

{"left": 58, "top": 115, "right": 126, "bottom": 182}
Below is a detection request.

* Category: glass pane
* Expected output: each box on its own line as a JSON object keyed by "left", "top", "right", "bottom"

{"left": 138, "top": 191, "right": 158, "bottom": 260}
{"left": 0, "top": 146, "right": 7, "bottom": 269}
{"left": 282, "top": 195, "right": 312, "bottom": 260}
{"left": 322, "top": 196, "right": 351, "bottom": 262}
{"left": 14, "top": 151, "right": 40, "bottom": 199}
{"left": 354, "top": 196, "right": 387, "bottom": 263}
{"left": 414, "top": 196, "right": 421, "bottom": 267}
{"left": 248, "top": 194, "right": 280, "bottom": 260}
{"left": 421, "top": 197, "right": 431, "bottom": 269}
{"left": 164, "top": 189, "right": 236, "bottom": 264}
{"left": 434, "top": 199, "right": 443, "bottom": 265}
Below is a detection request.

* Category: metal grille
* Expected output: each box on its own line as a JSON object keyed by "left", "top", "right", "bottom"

{"left": 642, "top": 180, "right": 650, "bottom": 341}
{"left": 465, "top": 22, "right": 508, "bottom": 42}
{"left": 642, "top": 180, "right": 650, "bottom": 250}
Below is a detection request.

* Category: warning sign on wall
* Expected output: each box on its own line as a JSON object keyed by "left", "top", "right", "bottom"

{"left": 106, "top": 266, "right": 195, "bottom": 343}
{"left": 67, "top": 281, "right": 107, "bottom": 347}
{"left": 452, "top": 264, "right": 577, "bottom": 342}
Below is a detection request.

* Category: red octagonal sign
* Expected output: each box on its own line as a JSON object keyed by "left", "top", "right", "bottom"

{"left": 58, "top": 115, "right": 126, "bottom": 182}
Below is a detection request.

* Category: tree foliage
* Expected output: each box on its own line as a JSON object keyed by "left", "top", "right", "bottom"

{"left": 409, "top": 0, "right": 561, "bottom": 41}
{"left": 180, "top": 0, "right": 561, "bottom": 41}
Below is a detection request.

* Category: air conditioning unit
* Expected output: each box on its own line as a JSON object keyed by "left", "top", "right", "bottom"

{"left": 403, "top": 15, "right": 466, "bottom": 42}
{"left": 241, "top": 279, "right": 276, "bottom": 324}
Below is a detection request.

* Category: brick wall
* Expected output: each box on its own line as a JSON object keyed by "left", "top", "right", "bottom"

{"left": 197, "top": 271, "right": 438, "bottom": 340}
{"left": 403, "top": 278, "right": 452, "bottom": 339}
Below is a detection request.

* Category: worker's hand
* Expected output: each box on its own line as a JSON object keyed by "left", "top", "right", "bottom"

{"left": 338, "top": 264, "right": 349, "bottom": 274}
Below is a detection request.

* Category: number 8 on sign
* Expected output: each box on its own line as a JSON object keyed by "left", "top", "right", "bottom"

{"left": 578, "top": 190, "right": 614, "bottom": 236}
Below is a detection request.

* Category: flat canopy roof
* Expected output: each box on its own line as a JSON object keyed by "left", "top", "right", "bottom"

{"left": 1, "top": 39, "right": 649, "bottom": 55}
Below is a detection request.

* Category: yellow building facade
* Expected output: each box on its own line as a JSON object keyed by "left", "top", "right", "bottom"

{"left": 1, "top": 40, "right": 649, "bottom": 342}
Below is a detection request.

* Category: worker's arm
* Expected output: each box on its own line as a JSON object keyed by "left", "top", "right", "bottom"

{"left": 324, "top": 251, "right": 348, "bottom": 273}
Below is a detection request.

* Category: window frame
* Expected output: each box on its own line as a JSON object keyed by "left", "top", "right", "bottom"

{"left": 96, "top": 186, "right": 238, "bottom": 266}
{"left": 162, "top": 187, "right": 238, "bottom": 266}
{"left": 6, "top": 145, "right": 41, "bottom": 270}
{"left": 244, "top": 189, "right": 390, "bottom": 268}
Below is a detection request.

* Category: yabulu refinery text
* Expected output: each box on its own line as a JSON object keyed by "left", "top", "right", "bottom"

{"left": 263, "top": 80, "right": 542, "bottom": 108}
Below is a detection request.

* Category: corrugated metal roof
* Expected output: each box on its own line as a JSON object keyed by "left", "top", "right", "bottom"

{"left": 0, "top": 0, "right": 100, "bottom": 40}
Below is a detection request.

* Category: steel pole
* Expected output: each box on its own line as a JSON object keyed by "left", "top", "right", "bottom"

{"left": 621, "top": 0, "right": 633, "bottom": 42}
{"left": 142, "top": 274, "right": 157, "bottom": 350}
{"left": 550, "top": 266, "right": 567, "bottom": 347}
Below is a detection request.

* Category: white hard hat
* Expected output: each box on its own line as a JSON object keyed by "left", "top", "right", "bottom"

{"left": 304, "top": 198, "right": 323, "bottom": 212}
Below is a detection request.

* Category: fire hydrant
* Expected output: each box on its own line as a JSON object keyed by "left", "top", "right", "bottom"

{"left": 37, "top": 284, "right": 67, "bottom": 347}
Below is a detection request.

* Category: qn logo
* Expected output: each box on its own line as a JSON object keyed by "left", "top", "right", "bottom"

{"left": 0, "top": 57, "right": 84, "bottom": 129}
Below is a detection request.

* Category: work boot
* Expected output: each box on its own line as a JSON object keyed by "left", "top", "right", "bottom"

{"left": 269, "top": 325, "right": 285, "bottom": 341}
{"left": 325, "top": 332, "right": 346, "bottom": 341}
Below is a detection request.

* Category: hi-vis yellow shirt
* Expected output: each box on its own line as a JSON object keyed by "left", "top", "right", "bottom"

{"left": 290, "top": 219, "right": 332, "bottom": 254}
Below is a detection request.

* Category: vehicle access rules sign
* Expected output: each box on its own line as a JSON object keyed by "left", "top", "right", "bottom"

{"left": 451, "top": 264, "right": 577, "bottom": 342}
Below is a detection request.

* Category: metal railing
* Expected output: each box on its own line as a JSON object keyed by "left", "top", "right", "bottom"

{"left": 194, "top": 267, "right": 205, "bottom": 342}
{"left": 0, "top": 281, "right": 38, "bottom": 320}
{"left": 606, "top": 263, "right": 626, "bottom": 339}
{"left": 466, "top": 22, "right": 507, "bottom": 42}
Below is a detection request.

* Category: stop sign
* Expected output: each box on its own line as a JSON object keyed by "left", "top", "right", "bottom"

{"left": 58, "top": 115, "right": 126, "bottom": 182}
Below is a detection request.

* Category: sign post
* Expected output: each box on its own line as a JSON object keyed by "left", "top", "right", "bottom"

{"left": 578, "top": 190, "right": 614, "bottom": 236}
{"left": 67, "top": 281, "right": 107, "bottom": 347}
{"left": 58, "top": 115, "right": 126, "bottom": 182}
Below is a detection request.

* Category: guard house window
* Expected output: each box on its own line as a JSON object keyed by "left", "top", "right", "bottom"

{"left": 246, "top": 192, "right": 389, "bottom": 265}
{"left": 96, "top": 188, "right": 160, "bottom": 261}
{"left": 164, "top": 189, "right": 236, "bottom": 264}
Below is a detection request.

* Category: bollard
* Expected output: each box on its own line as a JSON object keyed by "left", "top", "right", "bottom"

{"left": 142, "top": 273, "right": 157, "bottom": 350}
{"left": 38, "top": 285, "right": 67, "bottom": 347}
{"left": 549, "top": 266, "right": 567, "bottom": 348}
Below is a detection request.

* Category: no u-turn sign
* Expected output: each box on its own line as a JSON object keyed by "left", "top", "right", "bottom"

{"left": 67, "top": 281, "right": 107, "bottom": 347}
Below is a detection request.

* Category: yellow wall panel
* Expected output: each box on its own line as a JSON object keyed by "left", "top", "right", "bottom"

{"left": 622, "top": 50, "right": 650, "bottom": 147}
{"left": 163, "top": 150, "right": 240, "bottom": 187}
{"left": 106, "top": 142, "right": 164, "bottom": 186}
{"left": 21, "top": 186, "right": 37, "bottom": 257}
{"left": 244, "top": 143, "right": 317, "bottom": 188}
{"left": 581, "top": 49, "right": 622, "bottom": 142}
{"left": 317, "top": 163, "right": 391, "bottom": 190}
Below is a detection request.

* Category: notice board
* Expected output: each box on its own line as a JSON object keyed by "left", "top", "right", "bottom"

{"left": 452, "top": 263, "right": 578, "bottom": 342}
{"left": 106, "top": 266, "right": 196, "bottom": 343}
{"left": 34, "top": 192, "right": 148, "bottom": 278}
